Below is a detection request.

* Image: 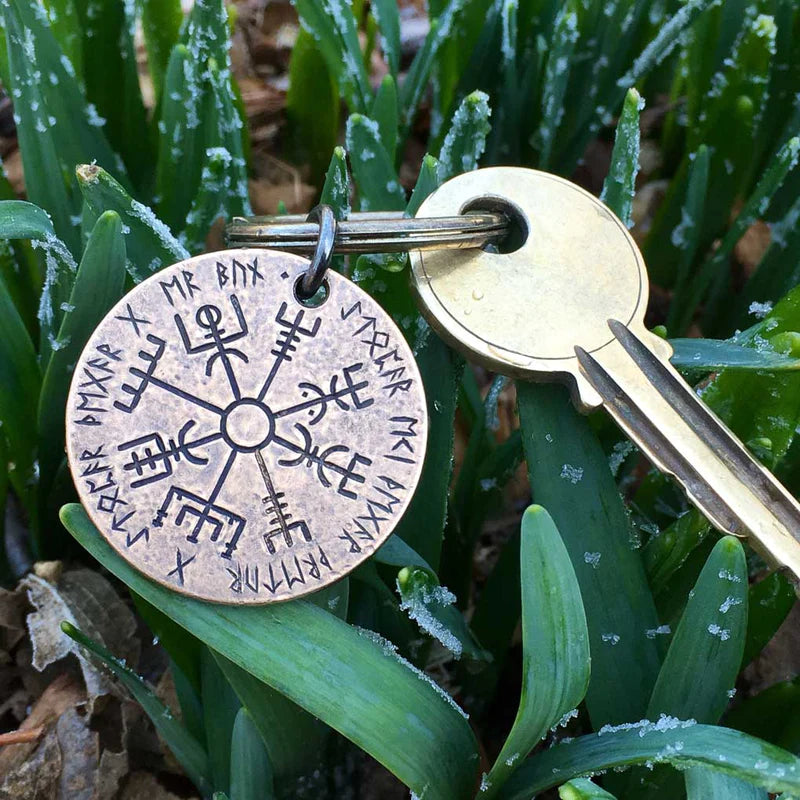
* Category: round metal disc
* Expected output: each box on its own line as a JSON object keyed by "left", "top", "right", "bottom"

{"left": 66, "top": 250, "right": 427, "bottom": 603}
{"left": 410, "top": 168, "right": 647, "bottom": 376}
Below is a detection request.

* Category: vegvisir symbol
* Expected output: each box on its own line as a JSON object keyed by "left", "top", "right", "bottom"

{"left": 68, "top": 252, "right": 427, "bottom": 603}
{"left": 117, "top": 298, "right": 375, "bottom": 559}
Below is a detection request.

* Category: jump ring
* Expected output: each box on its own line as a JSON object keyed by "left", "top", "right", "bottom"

{"left": 300, "top": 205, "right": 337, "bottom": 298}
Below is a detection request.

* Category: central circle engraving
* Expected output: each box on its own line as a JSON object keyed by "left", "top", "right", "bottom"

{"left": 222, "top": 398, "right": 275, "bottom": 452}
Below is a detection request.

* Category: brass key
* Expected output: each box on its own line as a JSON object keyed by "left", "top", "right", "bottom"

{"left": 409, "top": 167, "right": 800, "bottom": 580}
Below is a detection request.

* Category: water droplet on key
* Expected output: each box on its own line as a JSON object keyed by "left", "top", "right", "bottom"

{"left": 472, "top": 288, "right": 484, "bottom": 301}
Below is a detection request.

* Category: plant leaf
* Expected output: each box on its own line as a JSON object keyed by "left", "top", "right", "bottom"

{"left": 559, "top": 778, "right": 618, "bottom": 799}
{"left": 371, "top": 75, "right": 399, "bottom": 162}
{"left": 438, "top": 90, "right": 491, "bottom": 181}
{"left": 291, "top": 0, "right": 371, "bottom": 113}
{"left": 141, "top": 0, "right": 183, "bottom": 101}
{"left": 685, "top": 769, "right": 767, "bottom": 800}
{"left": 670, "top": 337, "right": 800, "bottom": 372}
{"left": 647, "top": 536, "right": 747, "bottom": 724}
{"left": 600, "top": 88, "right": 643, "bottom": 229}
{"left": 483, "top": 505, "right": 590, "bottom": 796}
{"left": 396, "top": 566, "right": 487, "bottom": 661}
{"left": 61, "top": 504, "right": 480, "bottom": 799}
{"left": 743, "top": 571, "right": 795, "bottom": 667}
{"left": 37, "top": 210, "right": 126, "bottom": 498}
{"left": 77, "top": 164, "right": 188, "bottom": 281}
{"left": 371, "top": 0, "right": 400, "bottom": 75}
{"left": 202, "top": 647, "right": 242, "bottom": 793}
{"left": 230, "top": 708, "right": 275, "bottom": 800}
{"left": 498, "top": 722, "right": 800, "bottom": 800}
{"left": 517, "top": 382, "right": 661, "bottom": 727}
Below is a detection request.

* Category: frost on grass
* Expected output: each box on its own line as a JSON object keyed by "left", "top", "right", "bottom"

{"left": 560, "top": 463, "right": 584, "bottom": 484}
{"left": 601, "top": 633, "right": 621, "bottom": 646}
{"left": 598, "top": 714, "right": 697, "bottom": 738}
{"left": 707, "top": 623, "right": 731, "bottom": 641}
{"left": 584, "top": 552, "right": 602, "bottom": 569}
{"left": 608, "top": 440, "right": 636, "bottom": 476}
{"left": 551, "top": 708, "right": 579, "bottom": 731}
{"left": 718, "top": 595, "right": 743, "bottom": 614}
{"left": 718, "top": 569, "right": 742, "bottom": 583}
{"left": 438, "top": 91, "right": 491, "bottom": 180}
{"left": 645, "top": 624, "right": 671, "bottom": 639}
{"left": 749, "top": 301, "right": 773, "bottom": 319}
{"left": 397, "top": 577, "right": 464, "bottom": 659}
{"left": 355, "top": 627, "right": 469, "bottom": 719}
{"left": 33, "top": 234, "right": 78, "bottom": 344}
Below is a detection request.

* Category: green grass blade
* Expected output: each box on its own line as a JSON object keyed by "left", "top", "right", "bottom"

{"left": 390, "top": 336, "right": 463, "bottom": 570}
{"left": 499, "top": 723, "right": 800, "bottom": 800}
{"left": 669, "top": 337, "right": 800, "bottom": 373}
{"left": 686, "top": 769, "right": 767, "bottom": 800}
{"left": 438, "top": 90, "right": 491, "bottom": 181}
{"left": 346, "top": 113, "right": 405, "bottom": 211}
{"left": 371, "top": 0, "right": 400, "bottom": 75}
{"left": 141, "top": 0, "right": 183, "bottom": 101}
{"left": 643, "top": 510, "right": 710, "bottom": 596}
{"left": 400, "top": 0, "right": 467, "bottom": 133}
{"left": 42, "top": 0, "right": 82, "bottom": 82}
{"left": 396, "top": 566, "right": 488, "bottom": 660}
{"left": 3, "top": 0, "right": 129, "bottom": 198}
{"left": 286, "top": 28, "right": 340, "bottom": 182}
{"left": 517, "top": 382, "right": 661, "bottom": 727}
{"left": 617, "top": 0, "right": 711, "bottom": 90}
{"left": 483, "top": 506, "right": 590, "bottom": 797}
{"left": 80, "top": 0, "right": 152, "bottom": 191}
{"left": 742, "top": 572, "right": 795, "bottom": 667}
{"left": 665, "top": 145, "right": 710, "bottom": 332}
{"left": 77, "top": 164, "right": 188, "bottom": 281}
{"left": 37, "top": 210, "right": 126, "bottom": 499}
{"left": 292, "top": 0, "right": 371, "bottom": 113}
{"left": 182, "top": 148, "right": 237, "bottom": 254}
{"left": 230, "top": 708, "right": 275, "bottom": 800}
{"left": 600, "top": 88, "right": 644, "bottom": 229}
{"left": 61, "top": 504, "right": 480, "bottom": 799}
{"left": 536, "top": 0, "right": 578, "bottom": 169}
{"left": 736, "top": 192, "right": 800, "bottom": 329}
{"left": 2, "top": 6, "right": 79, "bottom": 255}
{"left": 559, "top": 778, "right": 618, "bottom": 799}
{"left": 647, "top": 535, "right": 748, "bottom": 722}
{"left": 724, "top": 678, "right": 800, "bottom": 755}
{"left": 0, "top": 249, "right": 41, "bottom": 528}
{"left": 62, "top": 622, "right": 213, "bottom": 795}
{"left": 683, "top": 136, "right": 800, "bottom": 335}
{"left": 156, "top": 44, "right": 207, "bottom": 232}
{"left": 408, "top": 154, "right": 442, "bottom": 216}
{"left": 202, "top": 647, "right": 242, "bottom": 793}
{"left": 214, "top": 653, "right": 327, "bottom": 780}
{"left": 371, "top": 75, "right": 399, "bottom": 163}
{"left": 699, "top": 284, "right": 800, "bottom": 470}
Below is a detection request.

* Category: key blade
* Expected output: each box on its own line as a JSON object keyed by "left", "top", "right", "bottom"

{"left": 575, "top": 319, "right": 800, "bottom": 583}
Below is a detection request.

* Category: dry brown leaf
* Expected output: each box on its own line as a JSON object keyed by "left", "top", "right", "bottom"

{"left": 0, "top": 729, "right": 61, "bottom": 800}
{"left": 0, "top": 673, "right": 84, "bottom": 779}
{"left": 21, "top": 568, "right": 139, "bottom": 710}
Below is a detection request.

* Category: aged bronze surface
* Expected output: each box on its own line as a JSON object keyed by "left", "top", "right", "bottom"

{"left": 410, "top": 166, "right": 800, "bottom": 581}
{"left": 66, "top": 249, "right": 427, "bottom": 603}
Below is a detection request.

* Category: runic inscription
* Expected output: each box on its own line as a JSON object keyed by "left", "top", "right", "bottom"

{"left": 66, "top": 251, "right": 427, "bottom": 603}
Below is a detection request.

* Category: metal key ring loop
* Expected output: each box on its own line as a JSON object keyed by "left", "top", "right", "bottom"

{"left": 300, "top": 204, "right": 337, "bottom": 298}
{"left": 225, "top": 211, "right": 510, "bottom": 254}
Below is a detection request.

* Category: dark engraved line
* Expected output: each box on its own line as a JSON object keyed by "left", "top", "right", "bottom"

{"left": 273, "top": 364, "right": 373, "bottom": 421}
{"left": 174, "top": 296, "right": 248, "bottom": 401}
{"left": 117, "top": 370, "right": 225, "bottom": 415}
{"left": 119, "top": 422, "right": 223, "bottom": 488}
{"left": 167, "top": 548, "right": 196, "bottom": 585}
{"left": 272, "top": 424, "right": 372, "bottom": 497}
{"left": 254, "top": 449, "right": 292, "bottom": 548}
{"left": 257, "top": 302, "right": 322, "bottom": 401}
{"left": 114, "top": 303, "right": 150, "bottom": 336}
